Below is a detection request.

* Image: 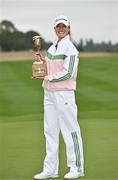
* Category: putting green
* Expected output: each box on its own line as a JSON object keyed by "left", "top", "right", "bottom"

{"left": 0, "top": 56, "right": 118, "bottom": 179}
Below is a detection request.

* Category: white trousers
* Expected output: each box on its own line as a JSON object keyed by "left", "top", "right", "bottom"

{"left": 43, "top": 90, "right": 84, "bottom": 175}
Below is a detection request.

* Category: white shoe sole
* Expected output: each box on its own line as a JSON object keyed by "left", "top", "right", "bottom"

{"left": 64, "top": 173, "right": 84, "bottom": 179}
{"left": 34, "top": 174, "right": 58, "bottom": 179}
{"left": 51, "top": 175, "right": 59, "bottom": 178}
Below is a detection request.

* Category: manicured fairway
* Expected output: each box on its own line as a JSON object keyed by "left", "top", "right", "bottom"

{"left": 0, "top": 56, "right": 118, "bottom": 180}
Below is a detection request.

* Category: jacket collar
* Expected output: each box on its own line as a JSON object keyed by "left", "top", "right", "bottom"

{"left": 53, "top": 35, "right": 70, "bottom": 46}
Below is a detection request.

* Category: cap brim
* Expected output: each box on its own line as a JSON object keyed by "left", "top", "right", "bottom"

{"left": 54, "top": 20, "right": 69, "bottom": 27}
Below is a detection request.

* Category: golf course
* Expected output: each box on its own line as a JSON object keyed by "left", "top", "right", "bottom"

{"left": 0, "top": 52, "right": 118, "bottom": 180}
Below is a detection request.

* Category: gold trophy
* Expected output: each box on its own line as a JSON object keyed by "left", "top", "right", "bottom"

{"left": 32, "top": 35, "right": 47, "bottom": 78}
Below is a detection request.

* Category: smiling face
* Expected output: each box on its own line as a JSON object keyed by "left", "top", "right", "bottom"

{"left": 54, "top": 23, "right": 70, "bottom": 41}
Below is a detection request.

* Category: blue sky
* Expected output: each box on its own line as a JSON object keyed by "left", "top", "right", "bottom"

{"left": 0, "top": 0, "right": 118, "bottom": 44}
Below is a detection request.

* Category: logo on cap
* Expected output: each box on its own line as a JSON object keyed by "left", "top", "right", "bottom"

{"left": 54, "top": 15, "right": 70, "bottom": 27}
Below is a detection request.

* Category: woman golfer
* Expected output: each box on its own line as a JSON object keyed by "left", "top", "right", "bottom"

{"left": 34, "top": 15, "right": 84, "bottom": 179}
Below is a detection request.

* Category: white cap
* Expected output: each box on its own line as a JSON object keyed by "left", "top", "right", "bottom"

{"left": 54, "top": 15, "right": 70, "bottom": 27}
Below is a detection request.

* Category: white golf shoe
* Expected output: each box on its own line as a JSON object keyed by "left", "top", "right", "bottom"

{"left": 64, "top": 168, "right": 84, "bottom": 179}
{"left": 34, "top": 171, "right": 58, "bottom": 179}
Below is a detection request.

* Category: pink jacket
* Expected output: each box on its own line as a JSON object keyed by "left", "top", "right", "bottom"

{"left": 43, "top": 35, "right": 79, "bottom": 91}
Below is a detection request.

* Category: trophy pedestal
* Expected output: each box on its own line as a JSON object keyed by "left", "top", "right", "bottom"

{"left": 32, "top": 61, "right": 47, "bottom": 78}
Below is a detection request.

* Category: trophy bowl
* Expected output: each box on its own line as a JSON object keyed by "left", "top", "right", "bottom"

{"left": 32, "top": 36, "right": 41, "bottom": 51}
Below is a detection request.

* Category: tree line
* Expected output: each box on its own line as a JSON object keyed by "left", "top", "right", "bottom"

{"left": 0, "top": 20, "right": 118, "bottom": 52}
{"left": 0, "top": 20, "right": 52, "bottom": 51}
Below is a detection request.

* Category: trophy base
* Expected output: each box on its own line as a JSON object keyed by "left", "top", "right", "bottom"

{"left": 32, "top": 63, "right": 47, "bottom": 78}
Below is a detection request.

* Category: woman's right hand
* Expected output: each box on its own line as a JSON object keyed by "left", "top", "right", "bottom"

{"left": 34, "top": 52, "right": 45, "bottom": 61}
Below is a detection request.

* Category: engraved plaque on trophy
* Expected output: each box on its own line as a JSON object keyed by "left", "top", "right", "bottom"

{"left": 32, "top": 36, "right": 47, "bottom": 78}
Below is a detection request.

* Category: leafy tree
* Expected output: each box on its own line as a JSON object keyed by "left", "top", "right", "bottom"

{"left": 0, "top": 20, "right": 17, "bottom": 33}
{"left": 77, "top": 39, "right": 84, "bottom": 51}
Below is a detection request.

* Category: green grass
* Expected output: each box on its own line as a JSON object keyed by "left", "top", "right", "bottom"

{"left": 0, "top": 57, "right": 118, "bottom": 180}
